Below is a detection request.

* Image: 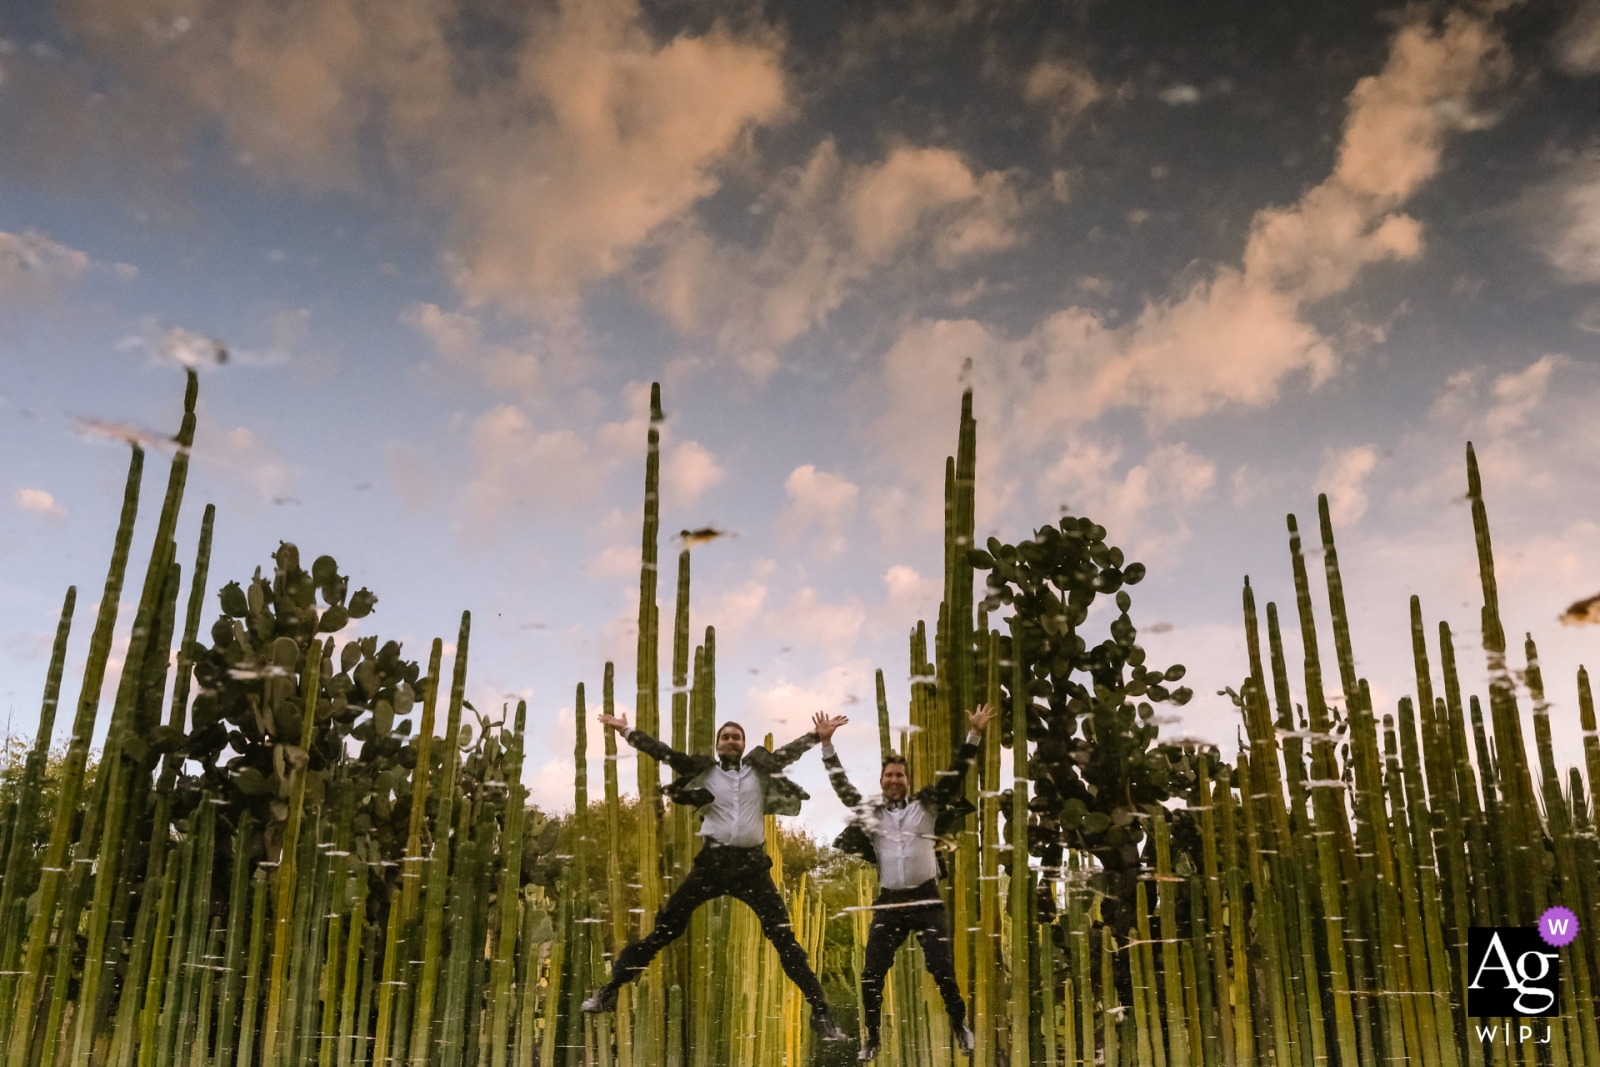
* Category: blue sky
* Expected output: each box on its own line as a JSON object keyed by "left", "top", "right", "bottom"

{"left": 2, "top": 0, "right": 1599, "bottom": 839}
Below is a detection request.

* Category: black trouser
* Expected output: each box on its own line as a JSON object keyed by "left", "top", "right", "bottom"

{"left": 603, "top": 843, "right": 829, "bottom": 1013}
{"left": 860, "top": 880, "right": 966, "bottom": 1041}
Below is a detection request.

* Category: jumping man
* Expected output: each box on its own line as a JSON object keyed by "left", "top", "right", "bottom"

{"left": 813, "top": 704, "right": 996, "bottom": 1061}
{"left": 582, "top": 713, "right": 847, "bottom": 1042}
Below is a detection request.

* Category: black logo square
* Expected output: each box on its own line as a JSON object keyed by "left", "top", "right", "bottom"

{"left": 1467, "top": 927, "right": 1560, "bottom": 1017}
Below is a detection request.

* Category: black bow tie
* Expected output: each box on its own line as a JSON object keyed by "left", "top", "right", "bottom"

{"left": 719, "top": 756, "right": 741, "bottom": 771}
{"left": 885, "top": 798, "right": 907, "bottom": 811}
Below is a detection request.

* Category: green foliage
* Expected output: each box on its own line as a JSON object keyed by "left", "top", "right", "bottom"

{"left": 974, "top": 515, "right": 1215, "bottom": 930}
{"left": 0, "top": 738, "right": 97, "bottom": 876}
{"left": 186, "top": 543, "right": 420, "bottom": 872}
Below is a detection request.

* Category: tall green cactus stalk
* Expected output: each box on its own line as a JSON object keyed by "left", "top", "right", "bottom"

{"left": 489, "top": 701, "right": 530, "bottom": 1067}
{"left": 70, "top": 540, "right": 177, "bottom": 1067}
{"left": 0, "top": 584, "right": 74, "bottom": 1049}
{"left": 1152, "top": 816, "right": 1189, "bottom": 1067}
{"left": 9, "top": 444, "right": 144, "bottom": 1065}
{"left": 564, "top": 683, "right": 593, "bottom": 1067}
{"left": 1390, "top": 705, "right": 1462, "bottom": 1067}
{"left": 1439, "top": 621, "right": 1497, "bottom": 926}
{"left": 599, "top": 662, "right": 634, "bottom": 1067}
{"left": 1006, "top": 616, "right": 1030, "bottom": 1065}
{"left": 664, "top": 549, "right": 690, "bottom": 1067}
{"left": 1285, "top": 514, "right": 1360, "bottom": 1067}
{"left": 1465, "top": 445, "right": 1540, "bottom": 925}
{"left": 1318, "top": 498, "right": 1413, "bottom": 1067}
{"left": 1524, "top": 638, "right": 1600, "bottom": 1065}
{"left": 410, "top": 611, "right": 471, "bottom": 1067}
{"left": 974, "top": 630, "right": 1002, "bottom": 1064}
{"left": 634, "top": 382, "right": 665, "bottom": 1062}
{"left": 262, "top": 641, "right": 327, "bottom": 1067}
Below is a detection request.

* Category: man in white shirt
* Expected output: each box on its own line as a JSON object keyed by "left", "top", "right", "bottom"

{"left": 815, "top": 704, "right": 995, "bottom": 1061}
{"left": 581, "top": 712, "right": 846, "bottom": 1043}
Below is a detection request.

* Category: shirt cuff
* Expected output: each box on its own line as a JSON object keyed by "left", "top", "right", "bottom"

{"left": 821, "top": 741, "right": 836, "bottom": 758}
{"left": 965, "top": 730, "right": 981, "bottom": 746}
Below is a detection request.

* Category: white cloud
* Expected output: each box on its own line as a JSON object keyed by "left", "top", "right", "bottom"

{"left": 1317, "top": 445, "right": 1379, "bottom": 526}
{"left": 158, "top": 326, "right": 229, "bottom": 368}
{"left": 881, "top": 564, "right": 941, "bottom": 631}
{"left": 1485, "top": 354, "right": 1562, "bottom": 436}
{"left": 642, "top": 139, "right": 1024, "bottom": 372}
{"left": 14, "top": 488, "right": 66, "bottom": 521}
{"left": 779, "top": 588, "right": 866, "bottom": 654}
{"left": 872, "top": 11, "right": 1509, "bottom": 530}
{"left": 662, "top": 440, "right": 726, "bottom": 508}
{"left": 698, "top": 576, "right": 770, "bottom": 637}
{"left": 1518, "top": 161, "right": 1600, "bottom": 283}
{"left": 0, "top": 229, "right": 94, "bottom": 304}
{"left": 778, "top": 464, "right": 860, "bottom": 554}
{"left": 585, "top": 544, "right": 641, "bottom": 579}
{"left": 403, "top": 302, "right": 563, "bottom": 395}
{"left": 462, "top": 405, "right": 604, "bottom": 534}
{"left": 1040, "top": 440, "right": 1217, "bottom": 561}
{"left": 1024, "top": 58, "right": 1101, "bottom": 143}
{"left": 1158, "top": 84, "right": 1201, "bottom": 106}
{"left": 1553, "top": 1, "right": 1600, "bottom": 75}
{"left": 57, "top": 0, "right": 788, "bottom": 314}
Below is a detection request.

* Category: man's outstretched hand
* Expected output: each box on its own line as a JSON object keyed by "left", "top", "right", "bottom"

{"left": 597, "top": 712, "right": 630, "bottom": 734}
{"left": 968, "top": 704, "right": 996, "bottom": 735}
{"left": 812, "top": 712, "right": 848, "bottom": 744}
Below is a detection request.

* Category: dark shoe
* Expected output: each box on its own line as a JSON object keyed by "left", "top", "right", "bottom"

{"left": 580, "top": 986, "right": 618, "bottom": 1014}
{"left": 953, "top": 1022, "right": 975, "bottom": 1054}
{"left": 810, "top": 1007, "right": 846, "bottom": 1042}
{"left": 857, "top": 1037, "right": 881, "bottom": 1062}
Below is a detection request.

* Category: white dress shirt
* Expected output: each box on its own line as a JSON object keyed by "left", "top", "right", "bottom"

{"left": 696, "top": 760, "right": 767, "bottom": 847}
{"left": 871, "top": 799, "right": 940, "bottom": 890}
{"left": 821, "top": 732, "right": 979, "bottom": 891}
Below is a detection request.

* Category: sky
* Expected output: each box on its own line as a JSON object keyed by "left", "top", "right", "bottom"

{"left": 1, "top": 0, "right": 1599, "bottom": 842}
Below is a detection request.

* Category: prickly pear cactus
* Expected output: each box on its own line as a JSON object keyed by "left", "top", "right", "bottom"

{"left": 184, "top": 542, "right": 416, "bottom": 865}
{"left": 971, "top": 515, "right": 1215, "bottom": 932}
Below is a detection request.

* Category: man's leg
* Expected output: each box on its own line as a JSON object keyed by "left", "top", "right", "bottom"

{"left": 913, "top": 905, "right": 967, "bottom": 1029}
{"left": 859, "top": 910, "right": 914, "bottom": 1047}
{"left": 599, "top": 855, "right": 722, "bottom": 997}
{"left": 730, "top": 863, "right": 833, "bottom": 1014}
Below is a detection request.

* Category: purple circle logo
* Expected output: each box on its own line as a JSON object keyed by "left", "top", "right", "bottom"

{"left": 1539, "top": 906, "right": 1579, "bottom": 948}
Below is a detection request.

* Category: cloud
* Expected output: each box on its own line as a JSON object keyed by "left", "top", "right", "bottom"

{"left": 880, "top": 564, "right": 941, "bottom": 632}
{"left": 872, "top": 10, "right": 1510, "bottom": 524}
{"left": 779, "top": 588, "right": 866, "bottom": 654}
{"left": 1485, "top": 354, "right": 1562, "bottom": 436}
{"left": 189, "top": 424, "right": 298, "bottom": 512}
{"left": 14, "top": 488, "right": 66, "bottom": 521}
{"left": 642, "top": 139, "right": 1024, "bottom": 373}
{"left": 1023, "top": 58, "right": 1101, "bottom": 143}
{"left": 1158, "top": 84, "right": 1201, "bottom": 106}
{"left": 778, "top": 464, "right": 860, "bottom": 554}
{"left": 386, "top": 441, "right": 438, "bottom": 512}
{"left": 0, "top": 228, "right": 114, "bottom": 305}
{"left": 402, "top": 302, "right": 560, "bottom": 394}
{"left": 1317, "top": 445, "right": 1379, "bottom": 526}
{"left": 662, "top": 440, "right": 726, "bottom": 507}
{"left": 1039, "top": 440, "right": 1217, "bottom": 561}
{"left": 1553, "top": 1, "right": 1600, "bottom": 75}
{"left": 462, "top": 405, "right": 604, "bottom": 534}
{"left": 54, "top": 0, "right": 788, "bottom": 314}
{"left": 1524, "top": 161, "right": 1600, "bottom": 284}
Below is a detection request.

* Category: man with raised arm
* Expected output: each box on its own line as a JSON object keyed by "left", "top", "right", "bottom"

{"left": 813, "top": 704, "right": 995, "bottom": 1062}
{"left": 581, "top": 712, "right": 847, "bottom": 1043}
